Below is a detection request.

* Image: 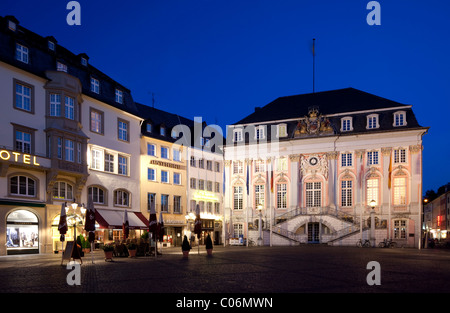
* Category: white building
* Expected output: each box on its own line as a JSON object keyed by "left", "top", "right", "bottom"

{"left": 223, "top": 88, "right": 428, "bottom": 248}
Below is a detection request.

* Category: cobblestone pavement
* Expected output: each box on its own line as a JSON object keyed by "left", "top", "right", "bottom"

{"left": 1, "top": 245, "right": 450, "bottom": 295}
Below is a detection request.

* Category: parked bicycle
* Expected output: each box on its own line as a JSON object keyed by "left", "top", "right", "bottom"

{"left": 356, "top": 239, "right": 370, "bottom": 247}
{"left": 247, "top": 238, "right": 256, "bottom": 247}
{"left": 378, "top": 238, "right": 397, "bottom": 248}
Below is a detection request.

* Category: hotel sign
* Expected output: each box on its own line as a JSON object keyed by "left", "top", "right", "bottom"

{"left": 149, "top": 160, "right": 185, "bottom": 170}
{"left": 0, "top": 150, "right": 40, "bottom": 166}
{"left": 193, "top": 191, "right": 219, "bottom": 202}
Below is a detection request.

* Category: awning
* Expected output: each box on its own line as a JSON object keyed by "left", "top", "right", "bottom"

{"left": 95, "top": 209, "right": 149, "bottom": 230}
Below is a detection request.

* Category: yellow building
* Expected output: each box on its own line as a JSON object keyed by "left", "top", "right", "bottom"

{"left": 138, "top": 103, "right": 192, "bottom": 247}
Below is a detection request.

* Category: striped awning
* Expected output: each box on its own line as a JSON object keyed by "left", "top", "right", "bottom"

{"left": 95, "top": 209, "right": 149, "bottom": 230}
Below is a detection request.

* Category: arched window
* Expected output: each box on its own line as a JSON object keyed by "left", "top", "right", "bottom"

{"left": 114, "top": 189, "right": 130, "bottom": 207}
{"left": 88, "top": 186, "right": 106, "bottom": 204}
{"left": 233, "top": 186, "right": 243, "bottom": 210}
{"left": 9, "top": 175, "right": 36, "bottom": 197}
{"left": 53, "top": 181, "right": 73, "bottom": 200}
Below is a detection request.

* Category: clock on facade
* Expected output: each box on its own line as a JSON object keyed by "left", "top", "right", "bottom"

{"left": 309, "top": 157, "right": 318, "bottom": 166}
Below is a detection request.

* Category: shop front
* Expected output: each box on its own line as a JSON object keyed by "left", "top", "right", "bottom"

{"left": 6, "top": 209, "right": 40, "bottom": 255}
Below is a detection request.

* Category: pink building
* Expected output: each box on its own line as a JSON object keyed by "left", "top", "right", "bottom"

{"left": 224, "top": 88, "right": 428, "bottom": 248}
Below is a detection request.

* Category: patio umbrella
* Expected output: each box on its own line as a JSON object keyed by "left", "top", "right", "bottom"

{"left": 149, "top": 202, "right": 157, "bottom": 257}
{"left": 157, "top": 211, "right": 164, "bottom": 256}
{"left": 58, "top": 202, "right": 68, "bottom": 242}
{"left": 157, "top": 211, "right": 164, "bottom": 242}
{"left": 122, "top": 209, "right": 129, "bottom": 240}
{"left": 194, "top": 204, "right": 202, "bottom": 254}
{"left": 84, "top": 196, "right": 96, "bottom": 242}
{"left": 84, "top": 196, "right": 96, "bottom": 263}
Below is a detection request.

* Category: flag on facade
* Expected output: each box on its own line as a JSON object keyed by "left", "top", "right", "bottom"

{"left": 358, "top": 153, "right": 364, "bottom": 189}
{"left": 58, "top": 202, "right": 68, "bottom": 241}
{"left": 388, "top": 151, "right": 393, "bottom": 189}
{"left": 270, "top": 161, "right": 274, "bottom": 193}
{"left": 246, "top": 163, "right": 249, "bottom": 195}
{"left": 223, "top": 165, "right": 226, "bottom": 194}
{"left": 122, "top": 209, "right": 129, "bottom": 239}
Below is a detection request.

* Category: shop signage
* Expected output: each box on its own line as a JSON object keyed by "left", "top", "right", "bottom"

{"left": 0, "top": 150, "right": 40, "bottom": 166}
{"left": 193, "top": 191, "right": 219, "bottom": 201}
{"left": 149, "top": 159, "right": 185, "bottom": 170}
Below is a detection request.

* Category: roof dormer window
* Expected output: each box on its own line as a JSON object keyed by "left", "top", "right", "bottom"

{"left": 48, "top": 41, "right": 55, "bottom": 51}
{"left": 160, "top": 126, "right": 166, "bottom": 136}
{"left": 56, "top": 62, "right": 67, "bottom": 72}
{"left": 341, "top": 117, "right": 353, "bottom": 132}
{"left": 393, "top": 111, "right": 407, "bottom": 127}
{"left": 233, "top": 129, "right": 243, "bottom": 142}
{"left": 81, "top": 57, "right": 88, "bottom": 66}
{"left": 115, "top": 89, "right": 123, "bottom": 104}
{"left": 90, "top": 77, "right": 100, "bottom": 94}
{"left": 277, "top": 123, "right": 287, "bottom": 138}
{"left": 366, "top": 114, "right": 379, "bottom": 129}
{"left": 8, "top": 20, "right": 16, "bottom": 31}
{"left": 146, "top": 123, "right": 152, "bottom": 133}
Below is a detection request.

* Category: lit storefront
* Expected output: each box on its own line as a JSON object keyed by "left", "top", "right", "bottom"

{"left": 6, "top": 209, "right": 40, "bottom": 255}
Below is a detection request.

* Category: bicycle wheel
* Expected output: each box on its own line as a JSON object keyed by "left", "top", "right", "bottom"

{"left": 378, "top": 242, "right": 385, "bottom": 248}
{"left": 364, "top": 241, "right": 370, "bottom": 247}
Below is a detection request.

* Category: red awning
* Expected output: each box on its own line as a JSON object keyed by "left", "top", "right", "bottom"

{"left": 95, "top": 209, "right": 149, "bottom": 230}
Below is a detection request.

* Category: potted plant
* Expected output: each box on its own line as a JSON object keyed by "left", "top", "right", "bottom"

{"left": 181, "top": 235, "right": 191, "bottom": 258}
{"left": 102, "top": 243, "right": 114, "bottom": 261}
{"left": 205, "top": 233, "right": 213, "bottom": 256}
{"left": 127, "top": 243, "right": 137, "bottom": 258}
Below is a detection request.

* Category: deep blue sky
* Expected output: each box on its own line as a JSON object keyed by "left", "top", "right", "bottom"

{"left": 1, "top": 0, "right": 449, "bottom": 194}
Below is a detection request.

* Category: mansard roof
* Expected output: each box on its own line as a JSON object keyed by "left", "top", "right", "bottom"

{"left": 235, "top": 87, "right": 414, "bottom": 125}
{"left": 0, "top": 15, "right": 140, "bottom": 117}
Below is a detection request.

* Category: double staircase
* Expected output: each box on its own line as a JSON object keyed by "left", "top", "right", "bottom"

{"left": 267, "top": 207, "right": 364, "bottom": 245}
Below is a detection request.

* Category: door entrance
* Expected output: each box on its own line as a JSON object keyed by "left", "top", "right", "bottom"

{"left": 308, "top": 222, "right": 320, "bottom": 243}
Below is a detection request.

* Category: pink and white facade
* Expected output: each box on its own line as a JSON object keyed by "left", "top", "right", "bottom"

{"left": 223, "top": 89, "right": 428, "bottom": 248}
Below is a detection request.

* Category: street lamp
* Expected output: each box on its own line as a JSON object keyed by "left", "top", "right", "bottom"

{"left": 369, "top": 199, "right": 376, "bottom": 247}
{"left": 65, "top": 201, "right": 86, "bottom": 240}
{"left": 257, "top": 203, "right": 263, "bottom": 246}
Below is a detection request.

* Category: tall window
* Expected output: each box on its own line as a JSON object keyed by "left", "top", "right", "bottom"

{"left": 118, "top": 120, "right": 129, "bottom": 142}
{"left": 64, "top": 96, "right": 74, "bottom": 120}
{"left": 233, "top": 223, "right": 244, "bottom": 237}
{"left": 49, "top": 94, "right": 61, "bottom": 117}
{"left": 15, "top": 44, "right": 29, "bottom": 63}
{"left": 173, "top": 196, "right": 181, "bottom": 213}
{"left": 394, "top": 148, "right": 406, "bottom": 164}
{"left": 91, "top": 149, "right": 102, "bottom": 170}
{"left": 88, "top": 186, "right": 105, "bottom": 204}
{"left": 161, "top": 194, "right": 169, "bottom": 212}
{"left": 161, "top": 147, "right": 169, "bottom": 159}
{"left": 277, "top": 183, "right": 287, "bottom": 209}
{"left": 367, "top": 151, "right": 379, "bottom": 165}
{"left": 114, "top": 190, "right": 129, "bottom": 207}
{"left": 147, "top": 144, "right": 156, "bottom": 156}
{"left": 393, "top": 220, "right": 407, "bottom": 239}
{"left": 341, "top": 153, "right": 352, "bottom": 167}
{"left": 10, "top": 175, "right": 36, "bottom": 197}
{"left": 147, "top": 168, "right": 156, "bottom": 181}
{"left": 341, "top": 180, "right": 353, "bottom": 207}
{"left": 174, "top": 173, "right": 181, "bottom": 185}
{"left": 148, "top": 193, "right": 156, "bottom": 212}
{"left": 15, "top": 83, "right": 32, "bottom": 112}
{"left": 306, "top": 182, "right": 321, "bottom": 207}
{"left": 90, "top": 109, "right": 103, "bottom": 134}
{"left": 15, "top": 130, "right": 31, "bottom": 153}
{"left": 393, "top": 177, "right": 407, "bottom": 205}
{"left": 233, "top": 186, "right": 243, "bottom": 210}
{"left": 65, "top": 139, "right": 74, "bottom": 162}
{"left": 190, "top": 178, "right": 196, "bottom": 189}
{"left": 233, "top": 161, "right": 243, "bottom": 174}
{"left": 118, "top": 155, "right": 128, "bottom": 176}
{"left": 173, "top": 149, "right": 181, "bottom": 162}
{"left": 104, "top": 153, "right": 114, "bottom": 172}
{"left": 255, "top": 160, "right": 265, "bottom": 173}
{"left": 277, "top": 158, "right": 287, "bottom": 171}
{"left": 161, "top": 170, "right": 169, "bottom": 183}
{"left": 366, "top": 179, "right": 379, "bottom": 205}
{"left": 233, "top": 129, "right": 243, "bottom": 142}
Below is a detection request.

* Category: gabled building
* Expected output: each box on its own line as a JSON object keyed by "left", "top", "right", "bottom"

{"left": 223, "top": 88, "right": 428, "bottom": 248}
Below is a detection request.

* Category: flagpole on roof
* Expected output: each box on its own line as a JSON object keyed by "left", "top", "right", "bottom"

{"left": 312, "top": 38, "right": 316, "bottom": 93}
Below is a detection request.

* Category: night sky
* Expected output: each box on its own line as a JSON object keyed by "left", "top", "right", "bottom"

{"left": 1, "top": 0, "right": 449, "bottom": 194}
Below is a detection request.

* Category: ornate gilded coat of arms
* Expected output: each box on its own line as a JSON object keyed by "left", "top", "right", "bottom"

{"left": 295, "top": 106, "right": 333, "bottom": 137}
